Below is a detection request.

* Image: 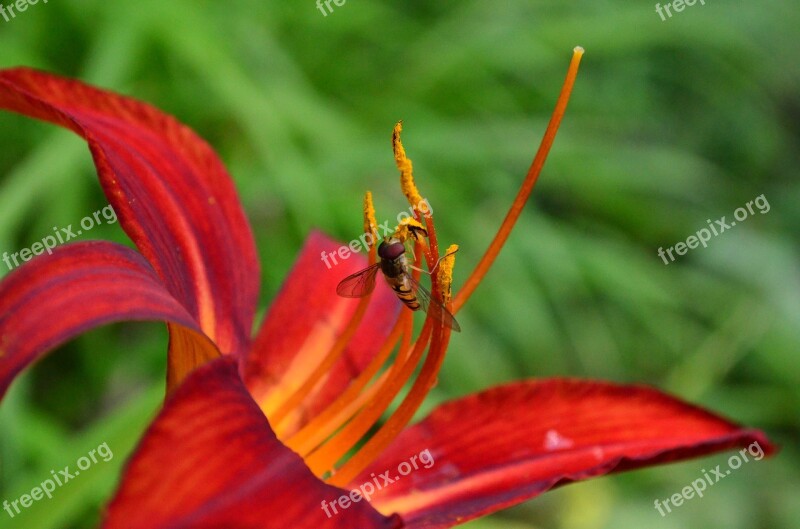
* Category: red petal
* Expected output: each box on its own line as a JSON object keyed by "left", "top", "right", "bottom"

{"left": 0, "top": 68, "right": 259, "bottom": 359}
{"left": 103, "top": 356, "right": 402, "bottom": 529}
{"left": 0, "top": 242, "right": 213, "bottom": 398}
{"left": 244, "top": 231, "right": 398, "bottom": 431}
{"left": 354, "top": 379, "right": 775, "bottom": 528}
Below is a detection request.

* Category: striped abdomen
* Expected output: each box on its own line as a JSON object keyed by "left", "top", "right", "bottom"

{"left": 380, "top": 254, "right": 421, "bottom": 311}
{"left": 389, "top": 275, "right": 421, "bottom": 311}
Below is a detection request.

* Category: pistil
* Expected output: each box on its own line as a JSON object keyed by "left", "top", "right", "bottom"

{"left": 453, "top": 46, "right": 584, "bottom": 313}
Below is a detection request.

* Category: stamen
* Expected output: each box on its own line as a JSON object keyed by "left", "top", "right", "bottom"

{"left": 269, "top": 192, "right": 380, "bottom": 428}
{"left": 327, "top": 248, "right": 456, "bottom": 486}
{"left": 394, "top": 217, "right": 428, "bottom": 246}
{"left": 437, "top": 244, "right": 458, "bottom": 305}
{"left": 285, "top": 238, "right": 423, "bottom": 455}
{"left": 393, "top": 122, "right": 441, "bottom": 269}
{"left": 285, "top": 311, "right": 409, "bottom": 455}
{"left": 308, "top": 186, "right": 449, "bottom": 480}
{"left": 304, "top": 319, "right": 434, "bottom": 476}
{"left": 393, "top": 121, "right": 425, "bottom": 214}
{"left": 396, "top": 305, "right": 415, "bottom": 363}
{"left": 285, "top": 45, "right": 580, "bottom": 478}
{"left": 453, "top": 46, "right": 584, "bottom": 313}
{"left": 270, "top": 294, "right": 372, "bottom": 429}
{"left": 363, "top": 190, "right": 379, "bottom": 242}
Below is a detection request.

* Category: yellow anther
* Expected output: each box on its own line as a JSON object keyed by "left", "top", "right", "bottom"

{"left": 393, "top": 217, "right": 428, "bottom": 245}
{"left": 437, "top": 244, "right": 458, "bottom": 305}
{"left": 363, "top": 191, "right": 378, "bottom": 247}
{"left": 392, "top": 121, "right": 425, "bottom": 212}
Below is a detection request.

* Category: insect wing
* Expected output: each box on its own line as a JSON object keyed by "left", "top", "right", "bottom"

{"left": 336, "top": 263, "right": 381, "bottom": 298}
{"left": 406, "top": 275, "right": 461, "bottom": 332}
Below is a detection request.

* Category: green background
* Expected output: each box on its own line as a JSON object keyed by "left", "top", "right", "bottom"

{"left": 0, "top": 1, "right": 798, "bottom": 528}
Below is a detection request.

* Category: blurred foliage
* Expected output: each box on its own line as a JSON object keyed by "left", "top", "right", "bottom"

{"left": 0, "top": 1, "right": 798, "bottom": 528}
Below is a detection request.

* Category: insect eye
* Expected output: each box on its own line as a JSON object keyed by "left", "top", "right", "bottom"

{"left": 378, "top": 242, "right": 405, "bottom": 260}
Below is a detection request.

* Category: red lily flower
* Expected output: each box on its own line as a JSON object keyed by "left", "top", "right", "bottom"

{"left": 0, "top": 49, "right": 774, "bottom": 529}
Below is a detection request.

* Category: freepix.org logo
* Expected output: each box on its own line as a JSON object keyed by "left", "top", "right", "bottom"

{"left": 3, "top": 442, "right": 114, "bottom": 519}
{"left": 2, "top": 205, "right": 118, "bottom": 271}
{"left": 321, "top": 449, "right": 435, "bottom": 518}
{"left": 0, "top": 0, "right": 49, "bottom": 23}
{"left": 654, "top": 440, "right": 765, "bottom": 516}
{"left": 320, "top": 198, "right": 432, "bottom": 270}
{"left": 657, "top": 194, "right": 769, "bottom": 265}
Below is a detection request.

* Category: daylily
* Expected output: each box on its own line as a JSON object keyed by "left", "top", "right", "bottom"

{"left": 0, "top": 48, "right": 774, "bottom": 529}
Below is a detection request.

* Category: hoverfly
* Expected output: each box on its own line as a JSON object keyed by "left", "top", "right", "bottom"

{"left": 336, "top": 237, "right": 461, "bottom": 332}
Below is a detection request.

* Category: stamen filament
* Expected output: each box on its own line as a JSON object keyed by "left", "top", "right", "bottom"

{"left": 327, "top": 246, "right": 457, "bottom": 486}
{"left": 270, "top": 293, "right": 373, "bottom": 428}
{"left": 298, "top": 243, "right": 429, "bottom": 472}
{"left": 301, "top": 126, "right": 450, "bottom": 479}
{"left": 453, "top": 46, "right": 584, "bottom": 313}
{"left": 270, "top": 192, "right": 381, "bottom": 428}
{"left": 285, "top": 311, "right": 409, "bottom": 455}
{"left": 304, "top": 320, "right": 434, "bottom": 476}
{"left": 286, "top": 239, "right": 424, "bottom": 454}
{"left": 294, "top": 368, "right": 392, "bottom": 456}
{"left": 330, "top": 325, "right": 450, "bottom": 486}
